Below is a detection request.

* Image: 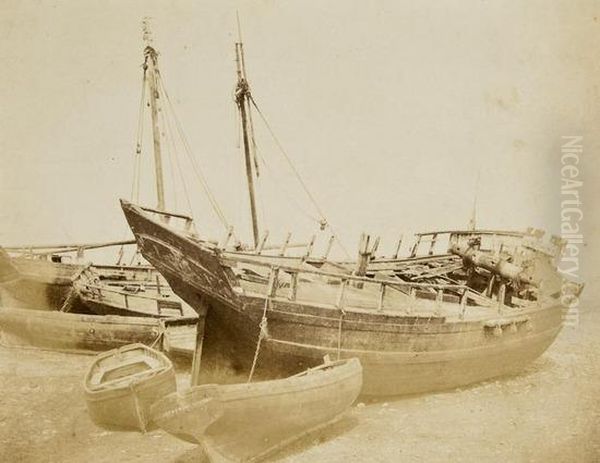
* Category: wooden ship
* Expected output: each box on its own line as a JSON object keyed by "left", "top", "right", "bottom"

{"left": 84, "top": 343, "right": 176, "bottom": 432}
{"left": 150, "top": 357, "right": 362, "bottom": 462}
{"left": 122, "top": 199, "right": 580, "bottom": 396}
{"left": 120, "top": 34, "right": 583, "bottom": 397}
{"left": 0, "top": 26, "right": 198, "bottom": 322}
{"left": 0, "top": 30, "right": 204, "bottom": 361}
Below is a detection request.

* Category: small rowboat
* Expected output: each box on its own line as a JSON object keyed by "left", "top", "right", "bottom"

{"left": 150, "top": 357, "right": 362, "bottom": 462}
{"left": 84, "top": 343, "right": 176, "bottom": 432}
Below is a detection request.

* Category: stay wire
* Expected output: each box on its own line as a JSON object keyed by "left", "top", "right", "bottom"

{"left": 156, "top": 71, "right": 233, "bottom": 234}
{"left": 159, "top": 86, "right": 196, "bottom": 220}
{"left": 131, "top": 68, "right": 147, "bottom": 203}
{"left": 248, "top": 96, "right": 351, "bottom": 259}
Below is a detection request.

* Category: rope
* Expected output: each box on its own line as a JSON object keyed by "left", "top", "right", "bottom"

{"left": 248, "top": 96, "right": 351, "bottom": 259}
{"left": 58, "top": 288, "right": 78, "bottom": 313}
{"left": 252, "top": 142, "right": 323, "bottom": 224}
{"left": 160, "top": 99, "right": 195, "bottom": 220}
{"left": 156, "top": 71, "right": 233, "bottom": 234}
{"left": 159, "top": 106, "right": 179, "bottom": 210}
{"left": 247, "top": 294, "right": 269, "bottom": 383}
{"left": 115, "top": 66, "right": 147, "bottom": 265}
{"left": 149, "top": 330, "right": 164, "bottom": 349}
{"left": 131, "top": 67, "right": 147, "bottom": 204}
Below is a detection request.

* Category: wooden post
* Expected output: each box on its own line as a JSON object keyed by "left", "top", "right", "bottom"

{"left": 392, "top": 234, "right": 403, "bottom": 259}
{"left": 268, "top": 267, "right": 280, "bottom": 298}
{"left": 304, "top": 235, "right": 316, "bottom": 258}
{"left": 429, "top": 233, "right": 438, "bottom": 255}
{"left": 155, "top": 275, "right": 162, "bottom": 296}
{"left": 279, "top": 232, "right": 292, "bottom": 256}
{"left": 256, "top": 230, "right": 269, "bottom": 255}
{"left": 410, "top": 236, "right": 421, "bottom": 257}
{"left": 377, "top": 283, "right": 386, "bottom": 311}
{"left": 190, "top": 314, "right": 206, "bottom": 387}
{"left": 354, "top": 233, "right": 370, "bottom": 288}
{"left": 436, "top": 288, "right": 444, "bottom": 304}
{"left": 370, "top": 236, "right": 381, "bottom": 258}
{"left": 485, "top": 275, "right": 495, "bottom": 298}
{"left": 322, "top": 235, "right": 335, "bottom": 260}
{"left": 498, "top": 283, "right": 506, "bottom": 313}
{"left": 288, "top": 272, "right": 298, "bottom": 301}
{"left": 336, "top": 278, "right": 347, "bottom": 309}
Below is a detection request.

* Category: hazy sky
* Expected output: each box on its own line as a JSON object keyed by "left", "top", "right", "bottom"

{"left": 1, "top": 1, "right": 598, "bottom": 279}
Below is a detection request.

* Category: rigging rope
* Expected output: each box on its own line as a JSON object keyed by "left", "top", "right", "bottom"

{"left": 159, "top": 91, "right": 196, "bottom": 220}
{"left": 158, "top": 97, "right": 179, "bottom": 210}
{"left": 248, "top": 96, "right": 351, "bottom": 259}
{"left": 156, "top": 71, "right": 233, "bottom": 234}
{"left": 252, "top": 142, "right": 323, "bottom": 224}
{"left": 117, "top": 67, "right": 148, "bottom": 265}
{"left": 131, "top": 68, "right": 147, "bottom": 204}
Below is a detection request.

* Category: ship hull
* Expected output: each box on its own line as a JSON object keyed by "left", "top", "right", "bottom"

{"left": 122, "top": 200, "right": 564, "bottom": 397}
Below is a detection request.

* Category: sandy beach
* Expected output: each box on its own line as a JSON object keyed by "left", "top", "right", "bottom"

{"left": 1, "top": 291, "right": 598, "bottom": 463}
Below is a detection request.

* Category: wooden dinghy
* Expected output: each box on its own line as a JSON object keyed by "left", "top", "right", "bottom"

{"left": 0, "top": 305, "right": 198, "bottom": 358}
{"left": 84, "top": 343, "right": 176, "bottom": 432}
{"left": 150, "top": 357, "right": 362, "bottom": 462}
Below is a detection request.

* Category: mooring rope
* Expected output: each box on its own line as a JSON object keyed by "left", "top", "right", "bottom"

{"left": 247, "top": 295, "right": 269, "bottom": 383}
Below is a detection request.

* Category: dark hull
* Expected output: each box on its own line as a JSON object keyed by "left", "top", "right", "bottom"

{"left": 122, "top": 200, "right": 565, "bottom": 396}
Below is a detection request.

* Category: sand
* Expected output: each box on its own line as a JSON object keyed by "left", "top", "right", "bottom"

{"left": 1, "top": 299, "right": 598, "bottom": 463}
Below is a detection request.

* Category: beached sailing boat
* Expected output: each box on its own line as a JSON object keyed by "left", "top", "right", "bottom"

{"left": 121, "top": 32, "right": 583, "bottom": 396}
{"left": 0, "top": 26, "right": 197, "bottom": 322}
{"left": 0, "top": 28, "right": 202, "bottom": 357}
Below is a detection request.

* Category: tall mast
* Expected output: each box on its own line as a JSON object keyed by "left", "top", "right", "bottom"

{"left": 143, "top": 23, "right": 166, "bottom": 212}
{"left": 235, "top": 24, "right": 260, "bottom": 248}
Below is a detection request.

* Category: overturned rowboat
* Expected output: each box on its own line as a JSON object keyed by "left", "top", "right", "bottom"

{"left": 84, "top": 343, "right": 176, "bottom": 432}
{"left": 0, "top": 305, "right": 199, "bottom": 358}
{"left": 150, "top": 357, "right": 362, "bottom": 462}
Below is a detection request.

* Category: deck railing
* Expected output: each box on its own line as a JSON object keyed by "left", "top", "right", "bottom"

{"left": 409, "top": 229, "right": 528, "bottom": 258}
{"left": 226, "top": 256, "right": 511, "bottom": 318}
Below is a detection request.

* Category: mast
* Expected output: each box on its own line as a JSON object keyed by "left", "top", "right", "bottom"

{"left": 235, "top": 31, "right": 260, "bottom": 247}
{"left": 143, "top": 25, "right": 166, "bottom": 212}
